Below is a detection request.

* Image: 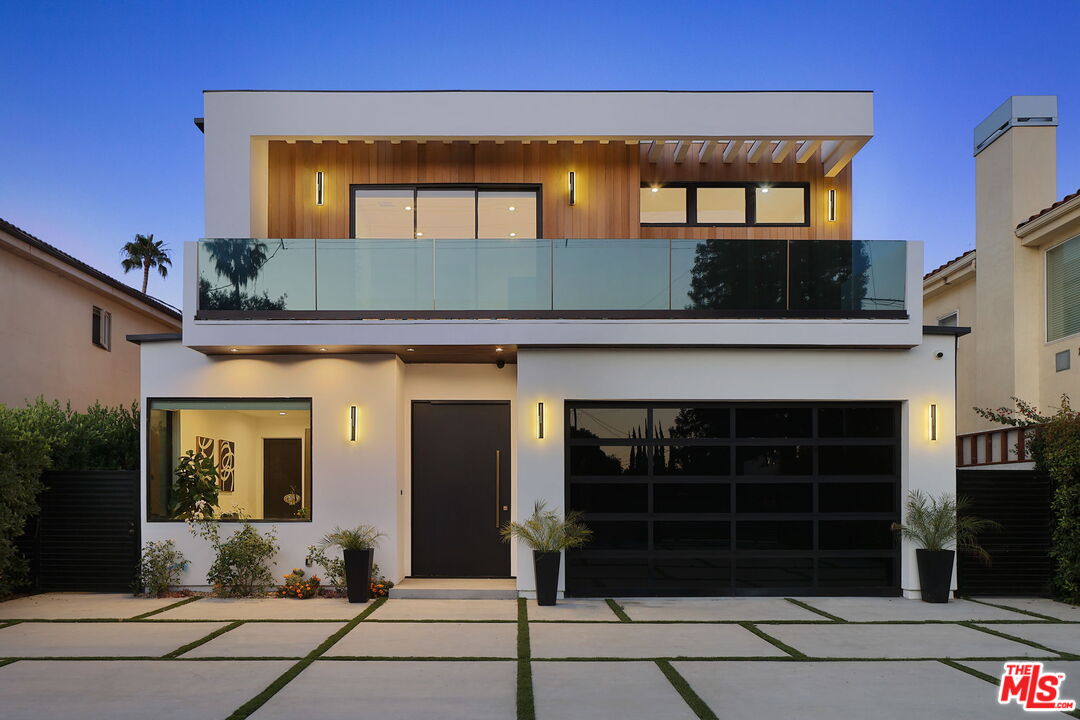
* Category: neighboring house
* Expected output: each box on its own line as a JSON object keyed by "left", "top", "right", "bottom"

{"left": 140, "top": 90, "right": 959, "bottom": 600}
{"left": 0, "top": 218, "right": 181, "bottom": 409}
{"left": 924, "top": 96, "right": 1077, "bottom": 467}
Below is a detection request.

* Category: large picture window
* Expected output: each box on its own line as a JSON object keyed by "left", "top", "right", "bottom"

{"left": 147, "top": 399, "right": 312, "bottom": 522}
{"left": 352, "top": 185, "right": 540, "bottom": 240}
{"left": 640, "top": 183, "right": 810, "bottom": 227}
{"left": 1047, "top": 235, "right": 1080, "bottom": 341}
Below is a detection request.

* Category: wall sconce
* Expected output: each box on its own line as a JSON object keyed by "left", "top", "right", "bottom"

{"left": 537, "top": 402, "right": 545, "bottom": 439}
{"left": 827, "top": 188, "right": 837, "bottom": 222}
{"left": 315, "top": 171, "right": 325, "bottom": 206}
{"left": 349, "top": 405, "right": 358, "bottom": 442}
{"left": 928, "top": 403, "right": 938, "bottom": 442}
{"left": 567, "top": 172, "right": 576, "bottom": 206}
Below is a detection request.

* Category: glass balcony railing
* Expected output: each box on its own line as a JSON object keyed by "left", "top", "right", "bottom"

{"left": 196, "top": 238, "right": 907, "bottom": 315}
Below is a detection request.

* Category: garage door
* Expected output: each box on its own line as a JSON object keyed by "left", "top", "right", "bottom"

{"left": 564, "top": 403, "right": 901, "bottom": 597}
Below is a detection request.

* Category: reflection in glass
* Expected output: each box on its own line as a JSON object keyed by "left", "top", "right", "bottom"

{"left": 654, "top": 407, "right": 730, "bottom": 439}
{"left": 673, "top": 239, "right": 786, "bottom": 311}
{"left": 789, "top": 240, "right": 906, "bottom": 312}
{"left": 569, "top": 445, "right": 648, "bottom": 476}
{"left": 656, "top": 446, "right": 731, "bottom": 476}
{"left": 569, "top": 407, "right": 648, "bottom": 440}
{"left": 199, "top": 239, "right": 309, "bottom": 311}
{"left": 736, "top": 446, "right": 812, "bottom": 476}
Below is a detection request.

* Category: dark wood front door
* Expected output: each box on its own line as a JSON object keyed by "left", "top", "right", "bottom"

{"left": 412, "top": 401, "right": 511, "bottom": 577}
{"left": 263, "top": 438, "right": 303, "bottom": 519}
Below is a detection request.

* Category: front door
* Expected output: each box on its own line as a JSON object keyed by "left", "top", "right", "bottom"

{"left": 412, "top": 401, "right": 511, "bottom": 577}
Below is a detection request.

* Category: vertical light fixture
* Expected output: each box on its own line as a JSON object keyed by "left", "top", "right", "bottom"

{"left": 349, "top": 405, "right": 358, "bottom": 442}
{"left": 537, "top": 402, "right": 545, "bottom": 439}
{"left": 315, "top": 171, "right": 325, "bottom": 206}
{"left": 827, "top": 188, "right": 837, "bottom": 222}
{"left": 567, "top": 171, "right": 576, "bottom": 206}
{"left": 928, "top": 403, "right": 938, "bottom": 442}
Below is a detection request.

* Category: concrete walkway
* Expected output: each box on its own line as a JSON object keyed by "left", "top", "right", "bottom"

{"left": 0, "top": 593, "right": 1078, "bottom": 718}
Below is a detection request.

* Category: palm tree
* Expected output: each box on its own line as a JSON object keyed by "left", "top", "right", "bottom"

{"left": 120, "top": 233, "right": 172, "bottom": 294}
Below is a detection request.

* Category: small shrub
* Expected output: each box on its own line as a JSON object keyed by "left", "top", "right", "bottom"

{"left": 196, "top": 522, "right": 278, "bottom": 597}
{"left": 320, "top": 525, "right": 383, "bottom": 551}
{"left": 500, "top": 500, "right": 592, "bottom": 552}
{"left": 370, "top": 565, "right": 394, "bottom": 598}
{"left": 305, "top": 545, "right": 346, "bottom": 589}
{"left": 0, "top": 407, "right": 50, "bottom": 597}
{"left": 136, "top": 540, "right": 189, "bottom": 597}
{"left": 891, "top": 490, "right": 999, "bottom": 563}
{"left": 277, "top": 568, "right": 320, "bottom": 599}
{"left": 171, "top": 451, "right": 220, "bottom": 520}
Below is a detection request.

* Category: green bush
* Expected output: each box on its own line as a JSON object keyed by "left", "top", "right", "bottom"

{"left": 136, "top": 540, "right": 189, "bottom": 597}
{"left": 305, "top": 545, "right": 346, "bottom": 589}
{"left": 16, "top": 398, "right": 138, "bottom": 471}
{"left": 194, "top": 521, "right": 279, "bottom": 597}
{"left": 978, "top": 395, "right": 1080, "bottom": 601}
{"left": 170, "top": 451, "right": 220, "bottom": 520}
{"left": 0, "top": 407, "right": 50, "bottom": 596}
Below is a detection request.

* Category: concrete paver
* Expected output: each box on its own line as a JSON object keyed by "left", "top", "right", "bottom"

{"left": 151, "top": 597, "right": 358, "bottom": 620}
{"left": 533, "top": 661, "right": 698, "bottom": 720}
{"left": 977, "top": 623, "right": 1080, "bottom": 655}
{"left": 250, "top": 660, "right": 516, "bottom": 720}
{"left": 762, "top": 622, "right": 1057, "bottom": 658}
{"left": 181, "top": 621, "right": 344, "bottom": 658}
{"left": 795, "top": 597, "right": 1033, "bottom": 621}
{"left": 0, "top": 593, "right": 182, "bottom": 619}
{"left": 675, "top": 660, "right": 1060, "bottom": 719}
{"left": 367, "top": 598, "right": 518, "bottom": 621}
{"left": 529, "top": 621, "right": 781, "bottom": 658}
{"left": 983, "top": 598, "right": 1080, "bottom": 622}
{"left": 0, "top": 621, "right": 227, "bottom": 657}
{"left": 619, "top": 597, "right": 824, "bottom": 622}
{"left": 528, "top": 599, "right": 621, "bottom": 621}
{"left": 327, "top": 621, "right": 517, "bottom": 657}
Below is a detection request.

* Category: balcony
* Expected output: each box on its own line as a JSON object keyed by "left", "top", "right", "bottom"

{"left": 195, "top": 238, "right": 907, "bottom": 320}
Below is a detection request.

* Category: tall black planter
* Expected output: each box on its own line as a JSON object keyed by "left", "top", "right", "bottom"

{"left": 343, "top": 548, "right": 373, "bottom": 603}
{"left": 916, "top": 549, "right": 955, "bottom": 603}
{"left": 533, "top": 551, "right": 561, "bottom": 606}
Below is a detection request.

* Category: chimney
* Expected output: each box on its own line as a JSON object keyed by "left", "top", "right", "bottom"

{"left": 973, "top": 96, "right": 1057, "bottom": 426}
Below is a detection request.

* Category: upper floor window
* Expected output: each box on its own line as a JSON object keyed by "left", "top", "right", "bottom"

{"left": 352, "top": 185, "right": 540, "bottom": 240}
{"left": 92, "top": 306, "right": 111, "bottom": 350}
{"left": 1047, "top": 235, "right": 1080, "bottom": 341}
{"left": 640, "top": 183, "right": 809, "bottom": 227}
{"left": 937, "top": 312, "right": 958, "bottom": 327}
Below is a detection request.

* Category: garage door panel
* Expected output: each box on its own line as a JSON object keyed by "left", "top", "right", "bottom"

{"left": 565, "top": 402, "right": 901, "bottom": 597}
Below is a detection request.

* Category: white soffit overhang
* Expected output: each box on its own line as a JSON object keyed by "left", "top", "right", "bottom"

{"left": 204, "top": 91, "right": 874, "bottom": 177}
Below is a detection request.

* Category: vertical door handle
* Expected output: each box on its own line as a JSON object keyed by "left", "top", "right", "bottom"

{"left": 495, "top": 449, "right": 501, "bottom": 528}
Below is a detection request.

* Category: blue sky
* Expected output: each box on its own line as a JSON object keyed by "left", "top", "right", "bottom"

{"left": 2, "top": 0, "right": 1078, "bottom": 308}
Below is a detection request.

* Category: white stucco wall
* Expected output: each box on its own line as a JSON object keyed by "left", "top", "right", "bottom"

{"left": 514, "top": 338, "right": 958, "bottom": 599}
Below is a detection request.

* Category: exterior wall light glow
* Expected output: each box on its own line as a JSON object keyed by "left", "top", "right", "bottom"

{"left": 349, "top": 405, "right": 358, "bottom": 442}
{"left": 568, "top": 171, "right": 576, "bottom": 206}
{"left": 827, "top": 188, "right": 837, "bottom": 222}
{"left": 537, "top": 402, "right": 545, "bottom": 439}
{"left": 315, "top": 171, "right": 325, "bottom": 206}
{"left": 928, "top": 403, "right": 938, "bottom": 442}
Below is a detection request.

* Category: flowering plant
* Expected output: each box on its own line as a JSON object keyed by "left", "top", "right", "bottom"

{"left": 277, "top": 568, "right": 321, "bottom": 599}
{"left": 370, "top": 564, "right": 394, "bottom": 597}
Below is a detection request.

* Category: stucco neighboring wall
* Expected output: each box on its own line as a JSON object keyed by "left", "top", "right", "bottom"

{"left": 924, "top": 275, "right": 977, "bottom": 433}
{"left": 0, "top": 245, "right": 179, "bottom": 409}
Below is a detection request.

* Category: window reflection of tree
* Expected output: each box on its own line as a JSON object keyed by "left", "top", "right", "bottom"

{"left": 199, "top": 239, "right": 288, "bottom": 310}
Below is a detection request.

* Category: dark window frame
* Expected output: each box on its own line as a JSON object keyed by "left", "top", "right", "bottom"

{"left": 564, "top": 401, "right": 901, "bottom": 597}
{"left": 92, "top": 306, "right": 111, "bottom": 351}
{"left": 640, "top": 181, "right": 811, "bottom": 228}
{"left": 349, "top": 183, "right": 544, "bottom": 240}
{"left": 145, "top": 396, "right": 315, "bottom": 524}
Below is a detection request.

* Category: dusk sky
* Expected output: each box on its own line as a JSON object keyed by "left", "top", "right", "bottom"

{"left": 3, "top": 0, "right": 1078, "bottom": 309}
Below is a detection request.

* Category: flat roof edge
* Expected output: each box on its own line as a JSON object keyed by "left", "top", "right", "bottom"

{"left": 923, "top": 325, "right": 971, "bottom": 337}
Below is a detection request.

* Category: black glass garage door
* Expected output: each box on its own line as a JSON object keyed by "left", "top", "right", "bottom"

{"left": 564, "top": 402, "right": 901, "bottom": 597}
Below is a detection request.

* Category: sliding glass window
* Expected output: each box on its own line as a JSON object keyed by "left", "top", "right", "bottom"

{"left": 352, "top": 185, "right": 541, "bottom": 239}
{"left": 147, "top": 399, "right": 312, "bottom": 522}
{"left": 640, "top": 183, "right": 809, "bottom": 227}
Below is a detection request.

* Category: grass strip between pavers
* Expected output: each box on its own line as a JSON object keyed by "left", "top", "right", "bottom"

{"left": 223, "top": 597, "right": 385, "bottom": 720}
{"left": 961, "top": 621, "right": 1075, "bottom": 657}
{"left": 517, "top": 597, "right": 535, "bottom": 720}
{"left": 130, "top": 596, "right": 201, "bottom": 620}
{"left": 963, "top": 597, "right": 1064, "bottom": 621}
{"left": 605, "top": 598, "right": 632, "bottom": 622}
{"left": 785, "top": 598, "right": 847, "bottom": 622}
{"left": 163, "top": 620, "right": 244, "bottom": 658}
{"left": 0, "top": 658, "right": 17, "bottom": 668}
{"left": 739, "top": 622, "right": 807, "bottom": 659}
{"left": 656, "top": 660, "right": 719, "bottom": 720}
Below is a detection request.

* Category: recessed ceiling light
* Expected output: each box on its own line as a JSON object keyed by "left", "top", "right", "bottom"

{"left": 406, "top": 347, "right": 415, "bottom": 352}
{"left": 415, "top": 232, "right": 424, "bottom": 237}
{"left": 508, "top": 206, "right": 516, "bottom": 211}
{"left": 229, "top": 348, "right": 238, "bottom": 352}
{"left": 651, "top": 187, "right": 659, "bottom": 193}
{"left": 404, "top": 205, "right": 413, "bottom": 211}
{"left": 761, "top": 187, "right": 770, "bottom": 193}
{"left": 495, "top": 346, "right": 504, "bottom": 352}
{"left": 319, "top": 347, "right": 327, "bottom": 352}
{"left": 509, "top": 232, "right": 517, "bottom": 238}
{"left": 279, "top": 412, "right": 287, "bottom": 415}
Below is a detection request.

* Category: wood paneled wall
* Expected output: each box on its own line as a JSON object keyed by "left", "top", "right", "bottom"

{"left": 266, "top": 141, "right": 852, "bottom": 240}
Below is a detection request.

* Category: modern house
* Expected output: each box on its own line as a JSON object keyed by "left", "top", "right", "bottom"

{"left": 139, "top": 90, "right": 959, "bottom": 599}
{"left": 924, "top": 96, "right": 1075, "bottom": 467}
{"left": 0, "top": 218, "right": 181, "bottom": 409}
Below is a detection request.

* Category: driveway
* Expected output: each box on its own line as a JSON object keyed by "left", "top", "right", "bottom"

{"left": 0, "top": 593, "right": 1078, "bottom": 719}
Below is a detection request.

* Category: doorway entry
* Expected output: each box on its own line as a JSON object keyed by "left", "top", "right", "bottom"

{"left": 412, "top": 401, "right": 511, "bottom": 577}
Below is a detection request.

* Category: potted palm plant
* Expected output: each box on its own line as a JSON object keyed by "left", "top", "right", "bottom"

{"left": 501, "top": 501, "right": 591, "bottom": 606}
{"left": 892, "top": 490, "right": 999, "bottom": 603}
{"left": 320, "top": 525, "right": 384, "bottom": 603}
